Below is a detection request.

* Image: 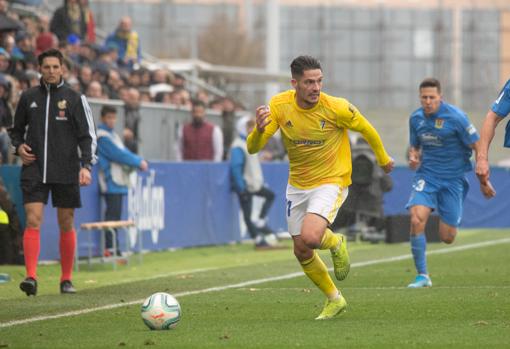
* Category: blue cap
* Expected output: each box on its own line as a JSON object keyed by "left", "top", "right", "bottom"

{"left": 67, "top": 34, "right": 80, "bottom": 45}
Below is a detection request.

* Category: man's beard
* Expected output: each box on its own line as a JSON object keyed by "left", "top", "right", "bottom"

{"left": 192, "top": 118, "right": 204, "bottom": 127}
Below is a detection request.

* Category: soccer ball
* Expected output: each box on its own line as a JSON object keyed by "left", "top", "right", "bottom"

{"left": 141, "top": 292, "right": 181, "bottom": 330}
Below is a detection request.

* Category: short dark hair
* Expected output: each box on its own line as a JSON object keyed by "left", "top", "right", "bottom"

{"left": 290, "top": 55, "right": 322, "bottom": 78}
{"left": 419, "top": 78, "right": 441, "bottom": 93}
{"left": 191, "top": 99, "right": 206, "bottom": 109}
{"left": 100, "top": 105, "right": 117, "bottom": 117}
{"left": 37, "top": 48, "right": 63, "bottom": 66}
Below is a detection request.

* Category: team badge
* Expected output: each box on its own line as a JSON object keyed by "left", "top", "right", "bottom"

{"left": 57, "top": 99, "right": 67, "bottom": 110}
{"left": 434, "top": 119, "right": 444, "bottom": 129}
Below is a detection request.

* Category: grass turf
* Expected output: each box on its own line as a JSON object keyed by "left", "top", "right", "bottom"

{"left": 0, "top": 229, "right": 509, "bottom": 348}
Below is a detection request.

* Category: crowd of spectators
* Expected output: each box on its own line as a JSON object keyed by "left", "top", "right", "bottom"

{"left": 0, "top": 0, "right": 285, "bottom": 164}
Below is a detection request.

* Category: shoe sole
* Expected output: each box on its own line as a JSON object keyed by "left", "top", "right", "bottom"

{"left": 20, "top": 281, "right": 37, "bottom": 296}
{"left": 334, "top": 263, "right": 351, "bottom": 281}
{"left": 407, "top": 283, "right": 432, "bottom": 288}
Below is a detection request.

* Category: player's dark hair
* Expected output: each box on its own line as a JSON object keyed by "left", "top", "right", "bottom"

{"left": 290, "top": 55, "right": 322, "bottom": 78}
{"left": 100, "top": 105, "right": 117, "bottom": 117}
{"left": 419, "top": 78, "right": 441, "bottom": 93}
{"left": 37, "top": 48, "right": 64, "bottom": 66}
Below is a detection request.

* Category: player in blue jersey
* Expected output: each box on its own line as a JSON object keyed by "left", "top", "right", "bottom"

{"left": 475, "top": 79, "right": 510, "bottom": 196}
{"left": 406, "top": 78, "right": 494, "bottom": 288}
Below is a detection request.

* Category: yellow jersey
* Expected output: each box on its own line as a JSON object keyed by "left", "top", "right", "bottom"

{"left": 247, "top": 90, "right": 391, "bottom": 190}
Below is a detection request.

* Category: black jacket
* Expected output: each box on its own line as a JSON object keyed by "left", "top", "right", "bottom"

{"left": 49, "top": 2, "right": 86, "bottom": 41}
{"left": 8, "top": 79, "right": 97, "bottom": 184}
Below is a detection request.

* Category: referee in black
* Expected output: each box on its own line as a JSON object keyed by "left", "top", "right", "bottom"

{"left": 9, "top": 49, "right": 97, "bottom": 296}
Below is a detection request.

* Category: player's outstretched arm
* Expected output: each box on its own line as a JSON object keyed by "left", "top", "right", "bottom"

{"left": 381, "top": 158, "right": 394, "bottom": 174}
{"left": 247, "top": 105, "right": 278, "bottom": 154}
{"left": 408, "top": 147, "right": 421, "bottom": 170}
{"left": 479, "top": 180, "right": 496, "bottom": 199}
{"left": 255, "top": 105, "right": 271, "bottom": 133}
{"left": 475, "top": 110, "right": 502, "bottom": 182}
{"left": 472, "top": 140, "right": 496, "bottom": 199}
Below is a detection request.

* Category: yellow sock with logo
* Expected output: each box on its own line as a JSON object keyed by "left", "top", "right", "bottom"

{"left": 300, "top": 251, "right": 338, "bottom": 300}
{"left": 319, "top": 228, "right": 340, "bottom": 250}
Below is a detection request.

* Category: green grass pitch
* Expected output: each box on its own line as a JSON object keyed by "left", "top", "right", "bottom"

{"left": 0, "top": 229, "right": 509, "bottom": 348}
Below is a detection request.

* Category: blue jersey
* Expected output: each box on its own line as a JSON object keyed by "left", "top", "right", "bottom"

{"left": 491, "top": 79, "right": 510, "bottom": 117}
{"left": 409, "top": 102, "right": 479, "bottom": 179}
{"left": 491, "top": 79, "right": 510, "bottom": 147}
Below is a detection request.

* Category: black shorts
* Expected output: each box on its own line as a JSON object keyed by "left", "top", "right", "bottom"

{"left": 21, "top": 180, "right": 81, "bottom": 208}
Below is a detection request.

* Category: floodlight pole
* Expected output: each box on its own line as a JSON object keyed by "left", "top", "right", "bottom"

{"left": 265, "top": 0, "right": 280, "bottom": 103}
{"left": 452, "top": 4, "right": 463, "bottom": 107}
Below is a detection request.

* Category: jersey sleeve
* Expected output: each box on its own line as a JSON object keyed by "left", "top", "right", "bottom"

{"left": 73, "top": 95, "right": 97, "bottom": 166}
{"left": 337, "top": 102, "right": 392, "bottom": 166}
{"left": 456, "top": 113, "right": 480, "bottom": 146}
{"left": 409, "top": 117, "right": 420, "bottom": 148}
{"left": 246, "top": 102, "right": 280, "bottom": 154}
{"left": 491, "top": 80, "right": 510, "bottom": 117}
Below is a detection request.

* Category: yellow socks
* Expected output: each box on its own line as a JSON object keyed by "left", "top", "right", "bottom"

{"left": 319, "top": 228, "right": 340, "bottom": 250}
{"left": 300, "top": 251, "right": 338, "bottom": 300}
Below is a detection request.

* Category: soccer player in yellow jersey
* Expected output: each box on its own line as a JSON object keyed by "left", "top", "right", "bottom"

{"left": 247, "top": 55, "right": 394, "bottom": 319}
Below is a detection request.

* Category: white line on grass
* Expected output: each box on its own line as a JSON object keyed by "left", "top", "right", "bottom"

{"left": 238, "top": 285, "right": 510, "bottom": 291}
{"left": 1, "top": 237, "right": 509, "bottom": 329}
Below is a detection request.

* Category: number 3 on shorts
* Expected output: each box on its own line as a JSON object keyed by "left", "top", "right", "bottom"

{"left": 414, "top": 179, "right": 426, "bottom": 192}
{"left": 287, "top": 200, "right": 292, "bottom": 217}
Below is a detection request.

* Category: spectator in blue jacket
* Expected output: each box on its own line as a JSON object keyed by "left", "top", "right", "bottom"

{"left": 97, "top": 105, "right": 148, "bottom": 256}
{"left": 230, "top": 116, "right": 278, "bottom": 249}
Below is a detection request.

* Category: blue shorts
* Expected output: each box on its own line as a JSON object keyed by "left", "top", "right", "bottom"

{"left": 405, "top": 175, "right": 469, "bottom": 227}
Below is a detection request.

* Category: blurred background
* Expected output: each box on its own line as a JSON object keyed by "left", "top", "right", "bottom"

{"left": 1, "top": 0, "right": 509, "bottom": 260}
{"left": 4, "top": 0, "right": 509, "bottom": 163}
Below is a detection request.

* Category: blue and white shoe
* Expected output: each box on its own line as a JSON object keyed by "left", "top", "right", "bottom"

{"left": 407, "top": 274, "right": 432, "bottom": 288}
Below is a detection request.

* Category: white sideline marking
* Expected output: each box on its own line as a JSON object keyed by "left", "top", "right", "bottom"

{"left": 107, "top": 267, "right": 220, "bottom": 285}
{"left": 239, "top": 285, "right": 510, "bottom": 291}
{"left": 1, "top": 237, "right": 509, "bottom": 329}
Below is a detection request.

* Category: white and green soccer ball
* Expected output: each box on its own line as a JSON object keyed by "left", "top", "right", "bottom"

{"left": 141, "top": 292, "right": 181, "bottom": 330}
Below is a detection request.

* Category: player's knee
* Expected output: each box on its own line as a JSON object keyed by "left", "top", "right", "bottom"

{"left": 26, "top": 213, "right": 42, "bottom": 229}
{"left": 300, "top": 232, "right": 321, "bottom": 248}
{"left": 293, "top": 242, "right": 312, "bottom": 261}
{"left": 410, "top": 215, "right": 425, "bottom": 231}
{"left": 58, "top": 213, "right": 75, "bottom": 231}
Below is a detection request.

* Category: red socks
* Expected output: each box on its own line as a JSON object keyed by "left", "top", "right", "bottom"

{"left": 23, "top": 227, "right": 40, "bottom": 279}
{"left": 60, "top": 230, "right": 76, "bottom": 282}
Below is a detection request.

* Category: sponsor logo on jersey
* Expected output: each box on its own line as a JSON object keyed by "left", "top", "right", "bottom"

{"left": 434, "top": 119, "right": 444, "bottom": 129}
{"left": 466, "top": 124, "right": 477, "bottom": 135}
{"left": 420, "top": 133, "right": 442, "bottom": 146}
{"left": 293, "top": 139, "right": 324, "bottom": 146}
{"left": 30, "top": 101, "right": 37, "bottom": 108}
{"left": 320, "top": 120, "right": 326, "bottom": 129}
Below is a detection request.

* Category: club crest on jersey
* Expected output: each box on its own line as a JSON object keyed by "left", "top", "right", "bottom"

{"left": 57, "top": 99, "right": 67, "bottom": 110}
{"left": 320, "top": 120, "right": 326, "bottom": 129}
{"left": 434, "top": 119, "right": 444, "bottom": 129}
{"left": 285, "top": 120, "right": 293, "bottom": 128}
